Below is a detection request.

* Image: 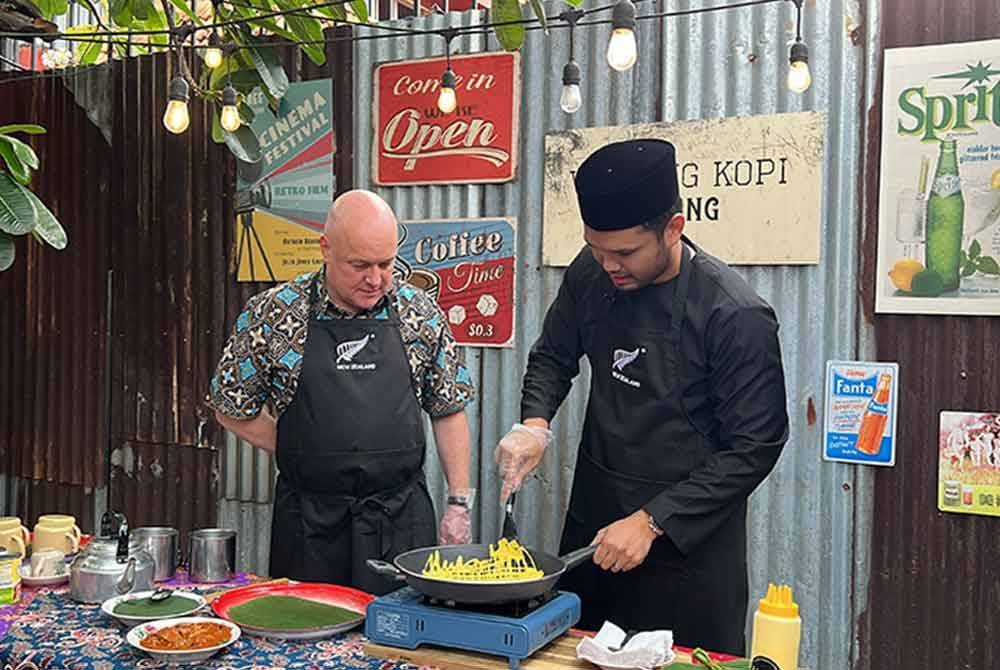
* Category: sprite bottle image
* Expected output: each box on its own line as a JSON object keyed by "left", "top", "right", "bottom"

{"left": 925, "top": 139, "right": 964, "bottom": 291}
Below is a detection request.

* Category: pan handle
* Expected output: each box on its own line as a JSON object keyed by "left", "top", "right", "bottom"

{"left": 559, "top": 545, "right": 598, "bottom": 571}
{"left": 366, "top": 559, "right": 407, "bottom": 581}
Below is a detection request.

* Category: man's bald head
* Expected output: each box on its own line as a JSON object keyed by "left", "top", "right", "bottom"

{"left": 324, "top": 189, "right": 398, "bottom": 241}
{"left": 320, "top": 190, "right": 399, "bottom": 313}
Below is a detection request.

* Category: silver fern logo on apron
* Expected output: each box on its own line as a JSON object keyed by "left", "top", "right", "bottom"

{"left": 611, "top": 347, "right": 645, "bottom": 388}
{"left": 335, "top": 333, "right": 377, "bottom": 371}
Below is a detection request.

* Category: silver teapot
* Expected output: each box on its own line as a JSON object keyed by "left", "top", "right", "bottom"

{"left": 69, "top": 511, "right": 155, "bottom": 603}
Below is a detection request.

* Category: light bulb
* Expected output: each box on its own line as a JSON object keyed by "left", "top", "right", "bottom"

{"left": 607, "top": 0, "right": 637, "bottom": 72}
{"left": 204, "top": 47, "right": 223, "bottom": 69}
{"left": 560, "top": 61, "right": 582, "bottom": 113}
{"left": 163, "top": 76, "right": 190, "bottom": 134}
{"left": 787, "top": 41, "right": 811, "bottom": 93}
{"left": 607, "top": 29, "right": 637, "bottom": 72}
{"left": 220, "top": 85, "right": 241, "bottom": 132}
{"left": 787, "top": 61, "right": 811, "bottom": 93}
{"left": 438, "top": 68, "right": 457, "bottom": 114}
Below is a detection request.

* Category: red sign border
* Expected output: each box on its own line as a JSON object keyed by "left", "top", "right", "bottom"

{"left": 371, "top": 51, "right": 521, "bottom": 186}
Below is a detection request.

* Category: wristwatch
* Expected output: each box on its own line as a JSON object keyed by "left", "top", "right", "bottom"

{"left": 447, "top": 494, "right": 473, "bottom": 510}
{"left": 645, "top": 510, "right": 665, "bottom": 537}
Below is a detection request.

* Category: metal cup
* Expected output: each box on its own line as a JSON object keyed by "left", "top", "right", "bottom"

{"left": 188, "top": 528, "right": 236, "bottom": 583}
{"left": 133, "top": 527, "right": 179, "bottom": 582}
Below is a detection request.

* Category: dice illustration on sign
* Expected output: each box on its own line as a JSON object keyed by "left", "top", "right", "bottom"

{"left": 448, "top": 305, "right": 467, "bottom": 325}
{"left": 477, "top": 294, "right": 498, "bottom": 317}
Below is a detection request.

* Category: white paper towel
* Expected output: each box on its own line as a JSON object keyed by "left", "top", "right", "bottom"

{"left": 576, "top": 621, "right": 675, "bottom": 670}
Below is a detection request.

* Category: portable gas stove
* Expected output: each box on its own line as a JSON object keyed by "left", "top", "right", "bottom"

{"left": 365, "top": 586, "right": 581, "bottom": 669}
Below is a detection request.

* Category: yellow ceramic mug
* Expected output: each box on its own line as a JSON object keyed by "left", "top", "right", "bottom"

{"left": 0, "top": 517, "right": 29, "bottom": 556}
{"left": 34, "top": 516, "right": 81, "bottom": 555}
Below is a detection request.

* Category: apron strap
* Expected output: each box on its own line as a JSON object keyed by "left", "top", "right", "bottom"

{"left": 669, "top": 241, "right": 693, "bottom": 342}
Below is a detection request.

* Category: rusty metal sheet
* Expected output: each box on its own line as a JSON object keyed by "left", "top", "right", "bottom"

{"left": 861, "top": 2, "right": 1000, "bottom": 669}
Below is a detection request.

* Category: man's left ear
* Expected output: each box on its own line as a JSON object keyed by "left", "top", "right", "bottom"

{"left": 665, "top": 213, "right": 685, "bottom": 245}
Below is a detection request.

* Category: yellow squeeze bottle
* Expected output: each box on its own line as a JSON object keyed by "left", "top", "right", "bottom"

{"left": 749, "top": 583, "right": 801, "bottom": 670}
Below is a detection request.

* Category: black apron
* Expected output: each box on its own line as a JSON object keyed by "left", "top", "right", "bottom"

{"left": 559, "top": 245, "right": 748, "bottom": 655}
{"left": 269, "top": 296, "right": 436, "bottom": 594}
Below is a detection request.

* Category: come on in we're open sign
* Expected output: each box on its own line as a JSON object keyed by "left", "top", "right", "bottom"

{"left": 372, "top": 52, "right": 520, "bottom": 185}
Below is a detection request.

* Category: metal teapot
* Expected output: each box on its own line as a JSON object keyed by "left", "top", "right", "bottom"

{"left": 69, "top": 511, "right": 155, "bottom": 603}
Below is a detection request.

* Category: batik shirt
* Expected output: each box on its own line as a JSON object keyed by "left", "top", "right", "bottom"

{"left": 209, "top": 269, "right": 475, "bottom": 420}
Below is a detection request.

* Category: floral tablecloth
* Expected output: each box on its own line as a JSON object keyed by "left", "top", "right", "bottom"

{"left": 0, "top": 573, "right": 393, "bottom": 669}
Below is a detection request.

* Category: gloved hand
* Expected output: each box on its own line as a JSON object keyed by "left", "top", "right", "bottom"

{"left": 439, "top": 488, "right": 475, "bottom": 545}
{"left": 495, "top": 423, "right": 553, "bottom": 503}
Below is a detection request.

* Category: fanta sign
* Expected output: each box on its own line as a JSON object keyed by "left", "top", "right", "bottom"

{"left": 373, "top": 52, "right": 520, "bottom": 185}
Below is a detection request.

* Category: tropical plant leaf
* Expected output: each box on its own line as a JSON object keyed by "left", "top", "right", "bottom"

{"left": 66, "top": 24, "right": 104, "bottom": 65}
{"left": 0, "top": 231, "right": 14, "bottom": 271}
{"left": 0, "top": 142, "right": 30, "bottom": 185}
{"left": 492, "top": 0, "right": 525, "bottom": 51}
{"left": 32, "top": 0, "right": 54, "bottom": 20}
{"left": 211, "top": 109, "right": 226, "bottom": 144}
{"left": 238, "top": 102, "right": 255, "bottom": 125}
{"left": 110, "top": 0, "right": 132, "bottom": 26}
{"left": 248, "top": 44, "right": 290, "bottom": 100}
{"left": 23, "top": 189, "right": 67, "bottom": 249}
{"left": 50, "top": 0, "right": 68, "bottom": 18}
{"left": 166, "top": 0, "right": 203, "bottom": 25}
{"left": 284, "top": 13, "right": 326, "bottom": 66}
{"left": 350, "top": 0, "right": 368, "bottom": 22}
{"left": 314, "top": 3, "right": 347, "bottom": 21}
{"left": 0, "top": 173, "right": 38, "bottom": 236}
{"left": 0, "top": 134, "right": 39, "bottom": 171}
{"left": 561, "top": 0, "right": 583, "bottom": 6}
{"left": 132, "top": 0, "right": 154, "bottom": 20}
{"left": 209, "top": 54, "right": 258, "bottom": 91}
{"left": 224, "top": 126, "right": 262, "bottom": 163}
{"left": 529, "top": 0, "right": 547, "bottom": 33}
{"left": 0, "top": 124, "right": 46, "bottom": 135}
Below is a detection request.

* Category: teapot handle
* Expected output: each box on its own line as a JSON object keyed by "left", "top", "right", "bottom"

{"left": 115, "top": 514, "right": 130, "bottom": 564}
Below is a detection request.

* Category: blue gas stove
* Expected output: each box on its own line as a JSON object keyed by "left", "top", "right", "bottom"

{"left": 365, "top": 587, "right": 582, "bottom": 670}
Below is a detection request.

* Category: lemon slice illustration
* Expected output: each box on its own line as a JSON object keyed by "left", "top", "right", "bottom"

{"left": 991, "top": 168, "right": 1000, "bottom": 191}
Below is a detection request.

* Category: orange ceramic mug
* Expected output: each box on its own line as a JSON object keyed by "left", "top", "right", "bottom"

{"left": 0, "top": 517, "right": 29, "bottom": 556}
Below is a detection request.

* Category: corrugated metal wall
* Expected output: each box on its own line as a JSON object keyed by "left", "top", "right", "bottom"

{"left": 859, "top": 2, "right": 1000, "bottom": 670}
{"left": 0, "top": 69, "right": 114, "bottom": 535}
{"left": 349, "top": 2, "right": 869, "bottom": 668}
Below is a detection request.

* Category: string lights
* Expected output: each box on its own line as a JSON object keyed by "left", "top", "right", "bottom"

{"left": 786, "top": 0, "right": 811, "bottom": 93}
{"left": 606, "top": 0, "right": 637, "bottom": 72}
{"left": 559, "top": 9, "right": 584, "bottom": 114}
{"left": 2, "top": 0, "right": 812, "bottom": 129}
{"left": 437, "top": 29, "right": 459, "bottom": 114}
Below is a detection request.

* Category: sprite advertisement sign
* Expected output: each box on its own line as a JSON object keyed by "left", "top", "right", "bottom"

{"left": 876, "top": 39, "right": 1000, "bottom": 316}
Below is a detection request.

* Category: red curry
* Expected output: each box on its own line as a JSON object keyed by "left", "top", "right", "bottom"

{"left": 140, "top": 622, "right": 231, "bottom": 651}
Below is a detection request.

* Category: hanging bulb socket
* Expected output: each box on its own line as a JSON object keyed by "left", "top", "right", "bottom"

{"left": 438, "top": 68, "right": 458, "bottom": 114}
{"left": 560, "top": 60, "right": 582, "bottom": 114}
{"left": 607, "top": 0, "right": 638, "bottom": 72}
{"left": 787, "top": 41, "right": 811, "bottom": 93}
{"left": 220, "top": 84, "right": 241, "bottom": 132}
{"left": 163, "top": 75, "right": 191, "bottom": 134}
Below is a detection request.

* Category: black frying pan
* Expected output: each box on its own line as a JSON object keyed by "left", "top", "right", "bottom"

{"left": 367, "top": 543, "right": 596, "bottom": 604}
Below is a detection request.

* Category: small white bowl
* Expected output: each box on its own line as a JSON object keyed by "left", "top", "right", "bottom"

{"left": 102, "top": 591, "right": 205, "bottom": 625}
{"left": 19, "top": 563, "right": 70, "bottom": 588}
{"left": 127, "top": 616, "right": 241, "bottom": 664}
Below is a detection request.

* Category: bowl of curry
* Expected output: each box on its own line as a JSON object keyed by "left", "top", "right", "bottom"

{"left": 126, "top": 616, "right": 241, "bottom": 663}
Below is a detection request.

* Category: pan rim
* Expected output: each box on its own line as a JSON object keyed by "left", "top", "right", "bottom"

{"left": 392, "top": 544, "right": 565, "bottom": 587}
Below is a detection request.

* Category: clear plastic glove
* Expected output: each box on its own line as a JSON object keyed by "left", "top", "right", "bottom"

{"left": 494, "top": 423, "right": 553, "bottom": 502}
{"left": 439, "top": 505, "right": 472, "bottom": 545}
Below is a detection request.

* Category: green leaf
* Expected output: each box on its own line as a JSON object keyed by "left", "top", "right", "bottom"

{"left": 224, "top": 126, "right": 262, "bottom": 163}
{"left": 166, "top": 0, "right": 203, "bottom": 25}
{"left": 24, "top": 189, "right": 66, "bottom": 249}
{"left": 209, "top": 54, "right": 256, "bottom": 91}
{"left": 0, "top": 124, "right": 46, "bottom": 135}
{"left": 211, "top": 109, "right": 226, "bottom": 144}
{"left": 0, "top": 231, "right": 14, "bottom": 271}
{"left": 110, "top": 0, "right": 132, "bottom": 26}
{"left": 962, "top": 260, "right": 977, "bottom": 277}
{"left": 960, "top": 249, "right": 968, "bottom": 265}
{"left": 969, "top": 238, "right": 982, "bottom": 259}
{"left": 132, "top": 0, "right": 154, "bottom": 20}
{"left": 33, "top": 0, "right": 54, "bottom": 20}
{"left": 50, "top": 0, "right": 68, "bottom": 18}
{"left": 528, "top": 0, "right": 547, "bottom": 33}
{"left": 976, "top": 255, "right": 1000, "bottom": 275}
{"left": 0, "top": 141, "right": 30, "bottom": 185}
{"left": 0, "top": 135, "right": 39, "bottom": 171}
{"left": 561, "top": 0, "right": 584, "bottom": 6}
{"left": 350, "top": 0, "right": 369, "bottom": 22}
{"left": 492, "top": 0, "right": 526, "bottom": 51}
{"left": 66, "top": 25, "right": 104, "bottom": 65}
{"left": 248, "top": 44, "right": 289, "bottom": 101}
{"left": 284, "top": 14, "right": 326, "bottom": 66}
{"left": 0, "top": 173, "right": 38, "bottom": 236}
{"left": 314, "top": 3, "right": 347, "bottom": 21}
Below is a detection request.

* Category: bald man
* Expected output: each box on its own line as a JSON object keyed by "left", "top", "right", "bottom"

{"left": 210, "top": 190, "right": 476, "bottom": 592}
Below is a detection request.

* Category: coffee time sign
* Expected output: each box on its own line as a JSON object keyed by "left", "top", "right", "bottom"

{"left": 373, "top": 52, "right": 520, "bottom": 185}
